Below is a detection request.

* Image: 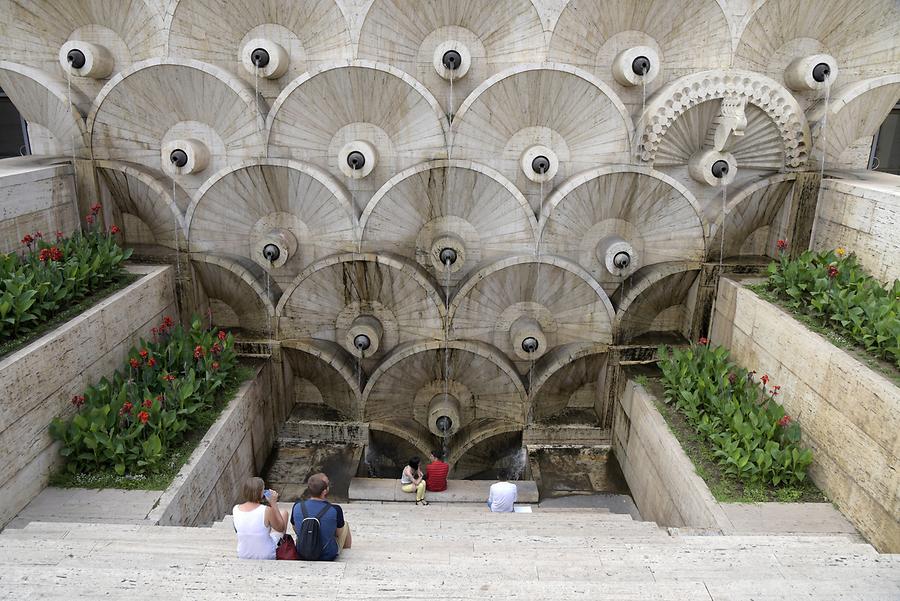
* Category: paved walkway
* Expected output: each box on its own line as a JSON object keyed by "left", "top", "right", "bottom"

{"left": 5, "top": 487, "right": 162, "bottom": 529}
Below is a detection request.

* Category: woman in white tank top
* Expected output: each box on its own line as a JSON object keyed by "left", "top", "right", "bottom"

{"left": 233, "top": 476, "right": 289, "bottom": 560}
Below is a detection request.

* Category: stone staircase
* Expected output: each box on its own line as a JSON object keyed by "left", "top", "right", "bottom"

{"left": 0, "top": 502, "right": 898, "bottom": 600}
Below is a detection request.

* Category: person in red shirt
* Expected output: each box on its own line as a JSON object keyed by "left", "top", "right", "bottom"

{"left": 425, "top": 450, "right": 449, "bottom": 492}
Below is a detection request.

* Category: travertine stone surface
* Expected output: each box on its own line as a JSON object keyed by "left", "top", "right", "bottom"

{"left": 711, "top": 278, "right": 900, "bottom": 553}
{"left": 0, "top": 159, "right": 78, "bottom": 254}
{"left": 0, "top": 265, "right": 175, "bottom": 530}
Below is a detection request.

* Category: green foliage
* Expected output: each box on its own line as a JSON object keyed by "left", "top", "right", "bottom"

{"left": 50, "top": 316, "right": 241, "bottom": 476}
{"left": 766, "top": 248, "right": 900, "bottom": 368}
{"left": 0, "top": 229, "right": 131, "bottom": 343}
{"left": 658, "top": 343, "right": 813, "bottom": 488}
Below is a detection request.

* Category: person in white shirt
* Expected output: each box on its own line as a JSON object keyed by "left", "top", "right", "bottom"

{"left": 487, "top": 471, "right": 517, "bottom": 512}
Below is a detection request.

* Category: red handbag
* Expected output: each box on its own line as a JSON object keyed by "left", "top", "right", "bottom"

{"left": 275, "top": 533, "right": 298, "bottom": 560}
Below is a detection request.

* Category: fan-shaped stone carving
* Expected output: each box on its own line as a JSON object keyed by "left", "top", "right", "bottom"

{"left": 450, "top": 256, "right": 615, "bottom": 370}
{"left": 96, "top": 160, "right": 187, "bottom": 249}
{"left": 0, "top": 62, "right": 89, "bottom": 155}
{"left": 540, "top": 167, "right": 705, "bottom": 293}
{"left": 735, "top": 0, "right": 900, "bottom": 103}
{"left": 639, "top": 70, "right": 811, "bottom": 169}
{"left": 357, "top": 0, "right": 545, "bottom": 114}
{"left": 708, "top": 174, "right": 796, "bottom": 261}
{"left": 267, "top": 62, "right": 447, "bottom": 214}
{"left": 808, "top": 76, "right": 900, "bottom": 166}
{"left": 166, "top": 0, "right": 351, "bottom": 101}
{"left": 548, "top": 0, "right": 731, "bottom": 110}
{"left": 362, "top": 340, "right": 526, "bottom": 432}
{"left": 88, "top": 59, "right": 266, "bottom": 195}
{"left": 613, "top": 262, "right": 698, "bottom": 343}
{"left": 528, "top": 347, "right": 608, "bottom": 423}
{"left": 277, "top": 254, "right": 445, "bottom": 364}
{"left": 187, "top": 159, "right": 356, "bottom": 288}
{"left": 0, "top": 0, "right": 165, "bottom": 99}
{"left": 359, "top": 160, "right": 537, "bottom": 287}
{"left": 283, "top": 341, "right": 361, "bottom": 420}
{"left": 191, "top": 254, "right": 278, "bottom": 334}
{"left": 452, "top": 65, "right": 633, "bottom": 212}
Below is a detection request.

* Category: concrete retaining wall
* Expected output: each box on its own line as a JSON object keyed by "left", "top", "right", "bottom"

{"left": 149, "top": 360, "right": 291, "bottom": 526}
{"left": 0, "top": 265, "right": 176, "bottom": 530}
{"left": 0, "top": 159, "right": 78, "bottom": 254}
{"left": 711, "top": 277, "right": 900, "bottom": 552}
{"left": 612, "top": 380, "right": 731, "bottom": 531}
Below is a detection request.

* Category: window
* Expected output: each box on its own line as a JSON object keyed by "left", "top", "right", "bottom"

{"left": 871, "top": 102, "right": 900, "bottom": 175}
{"left": 0, "top": 88, "right": 30, "bottom": 158}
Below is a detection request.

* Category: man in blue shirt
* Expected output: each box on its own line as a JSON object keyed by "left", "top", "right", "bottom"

{"left": 291, "top": 473, "right": 352, "bottom": 560}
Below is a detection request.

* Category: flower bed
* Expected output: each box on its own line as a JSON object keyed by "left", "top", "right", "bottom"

{"left": 1, "top": 203, "right": 131, "bottom": 352}
{"left": 764, "top": 242, "right": 899, "bottom": 369}
{"left": 50, "top": 315, "right": 243, "bottom": 478}
{"left": 658, "top": 342, "right": 813, "bottom": 489}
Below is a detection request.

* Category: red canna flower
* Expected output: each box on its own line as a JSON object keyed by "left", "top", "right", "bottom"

{"left": 776, "top": 239, "right": 787, "bottom": 251}
{"left": 129, "top": 358, "right": 140, "bottom": 369}
{"left": 147, "top": 357, "right": 156, "bottom": 368}
{"left": 119, "top": 401, "right": 133, "bottom": 416}
{"left": 85, "top": 214, "right": 95, "bottom": 225}
{"left": 90, "top": 203, "right": 102, "bottom": 215}
{"left": 151, "top": 327, "right": 158, "bottom": 341}
{"left": 771, "top": 385, "right": 781, "bottom": 396}
{"left": 827, "top": 265, "right": 839, "bottom": 279}
{"left": 728, "top": 372, "right": 738, "bottom": 386}
{"left": 211, "top": 361, "right": 220, "bottom": 370}
{"left": 778, "top": 415, "right": 792, "bottom": 427}
{"left": 109, "top": 225, "right": 120, "bottom": 234}
{"left": 163, "top": 373, "right": 176, "bottom": 382}
{"left": 142, "top": 398, "right": 153, "bottom": 409}
{"left": 211, "top": 342, "right": 222, "bottom": 355}
{"left": 38, "top": 248, "right": 51, "bottom": 262}
{"left": 21, "top": 234, "right": 34, "bottom": 246}
{"left": 162, "top": 316, "right": 174, "bottom": 329}
{"left": 698, "top": 337, "right": 709, "bottom": 345}
{"left": 139, "top": 349, "right": 149, "bottom": 359}
{"left": 34, "top": 230, "right": 43, "bottom": 239}
{"left": 217, "top": 330, "right": 227, "bottom": 341}
{"left": 56, "top": 230, "right": 64, "bottom": 240}
{"left": 71, "top": 395, "right": 85, "bottom": 409}
{"left": 49, "top": 247, "right": 63, "bottom": 261}
{"left": 761, "top": 374, "right": 769, "bottom": 386}
{"left": 138, "top": 411, "right": 150, "bottom": 424}
{"left": 194, "top": 345, "right": 205, "bottom": 360}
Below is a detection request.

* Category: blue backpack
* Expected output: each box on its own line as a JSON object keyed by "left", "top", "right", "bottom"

{"left": 296, "top": 501, "right": 332, "bottom": 561}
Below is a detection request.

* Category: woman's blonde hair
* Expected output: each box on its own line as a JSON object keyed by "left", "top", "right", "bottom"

{"left": 241, "top": 476, "right": 265, "bottom": 503}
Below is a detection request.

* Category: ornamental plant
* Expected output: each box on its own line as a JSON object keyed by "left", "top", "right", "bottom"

{"left": 50, "top": 316, "right": 240, "bottom": 476}
{"left": 0, "top": 204, "right": 130, "bottom": 343}
{"left": 658, "top": 341, "right": 813, "bottom": 487}
{"left": 765, "top": 243, "right": 899, "bottom": 368}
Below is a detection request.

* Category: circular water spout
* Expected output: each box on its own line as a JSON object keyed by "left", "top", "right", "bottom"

{"left": 711, "top": 160, "right": 730, "bottom": 178}
{"left": 346, "top": 150, "right": 366, "bottom": 170}
{"left": 262, "top": 243, "right": 280, "bottom": 262}
{"left": 812, "top": 62, "right": 831, "bottom": 83}
{"left": 436, "top": 415, "right": 453, "bottom": 433}
{"left": 66, "top": 49, "right": 86, "bottom": 69}
{"left": 439, "top": 247, "right": 457, "bottom": 265}
{"left": 346, "top": 315, "right": 383, "bottom": 357}
{"left": 521, "top": 337, "right": 539, "bottom": 354}
{"left": 531, "top": 155, "right": 550, "bottom": 174}
{"left": 251, "top": 48, "right": 270, "bottom": 68}
{"left": 353, "top": 333, "right": 371, "bottom": 352}
{"left": 442, "top": 50, "right": 462, "bottom": 71}
{"left": 631, "top": 56, "right": 651, "bottom": 76}
{"left": 169, "top": 149, "right": 188, "bottom": 168}
{"left": 613, "top": 251, "right": 631, "bottom": 269}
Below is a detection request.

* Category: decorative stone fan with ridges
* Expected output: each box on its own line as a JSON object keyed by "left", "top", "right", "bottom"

{"left": 614, "top": 266, "right": 698, "bottom": 343}
{"left": 528, "top": 348, "right": 608, "bottom": 422}
{"left": 708, "top": 176, "right": 795, "bottom": 261}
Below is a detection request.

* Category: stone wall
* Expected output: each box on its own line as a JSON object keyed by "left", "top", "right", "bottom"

{"left": 0, "top": 158, "right": 78, "bottom": 254}
{"left": 612, "top": 380, "right": 730, "bottom": 531}
{"left": 0, "top": 265, "right": 175, "bottom": 530}
{"left": 149, "top": 360, "right": 291, "bottom": 527}
{"left": 710, "top": 277, "right": 900, "bottom": 553}
{"left": 812, "top": 177, "right": 900, "bottom": 284}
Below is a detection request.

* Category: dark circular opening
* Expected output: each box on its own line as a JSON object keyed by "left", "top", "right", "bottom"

{"left": 812, "top": 62, "right": 831, "bottom": 83}
{"left": 262, "top": 243, "right": 280, "bottom": 262}
{"left": 346, "top": 150, "right": 366, "bottom": 170}
{"left": 442, "top": 50, "right": 462, "bottom": 70}
{"left": 436, "top": 415, "right": 452, "bottom": 433}
{"left": 353, "top": 334, "right": 371, "bottom": 352}
{"left": 531, "top": 155, "right": 550, "bottom": 174}
{"left": 439, "top": 247, "right": 457, "bottom": 265}
{"left": 521, "top": 336, "right": 539, "bottom": 354}
{"left": 169, "top": 149, "right": 188, "bottom": 168}
{"left": 251, "top": 48, "right": 270, "bottom": 68}
{"left": 66, "top": 49, "right": 86, "bottom": 69}
{"left": 711, "top": 160, "right": 730, "bottom": 178}
{"left": 631, "top": 55, "right": 651, "bottom": 76}
{"left": 613, "top": 251, "right": 631, "bottom": 269}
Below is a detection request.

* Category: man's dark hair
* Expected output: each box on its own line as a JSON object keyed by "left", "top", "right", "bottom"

{"left": 408, "top": 456, "right": 420, "bottom": 470}
{"left": 430, "top": 449, "right": 444, "bottom": 460}
{"left": 306, "top": 472, "right": 329, "bottom": 497}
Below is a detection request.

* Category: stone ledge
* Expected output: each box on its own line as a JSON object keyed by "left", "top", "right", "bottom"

{"left": 349, "top": 477, "right": 539, "bottom": 503}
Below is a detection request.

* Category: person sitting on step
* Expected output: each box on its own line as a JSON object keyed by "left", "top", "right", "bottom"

{"left": 233, "top": 476, "right": 289, "bottom": 560}
{"left": 425, "top": 449, "right": 449, "bottom": 492}
{"left": 487, "top": 470, "right": 518, "bottom": 513}
{"left": 291, "top": 472, "right": 352, "bottom": 560}
{"left": 400, "top": 456, "right": 429, "bottom": 505}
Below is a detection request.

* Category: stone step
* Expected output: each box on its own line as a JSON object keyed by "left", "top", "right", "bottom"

{"left": 349, "top": 477, "right": 540, "bottom": 503}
